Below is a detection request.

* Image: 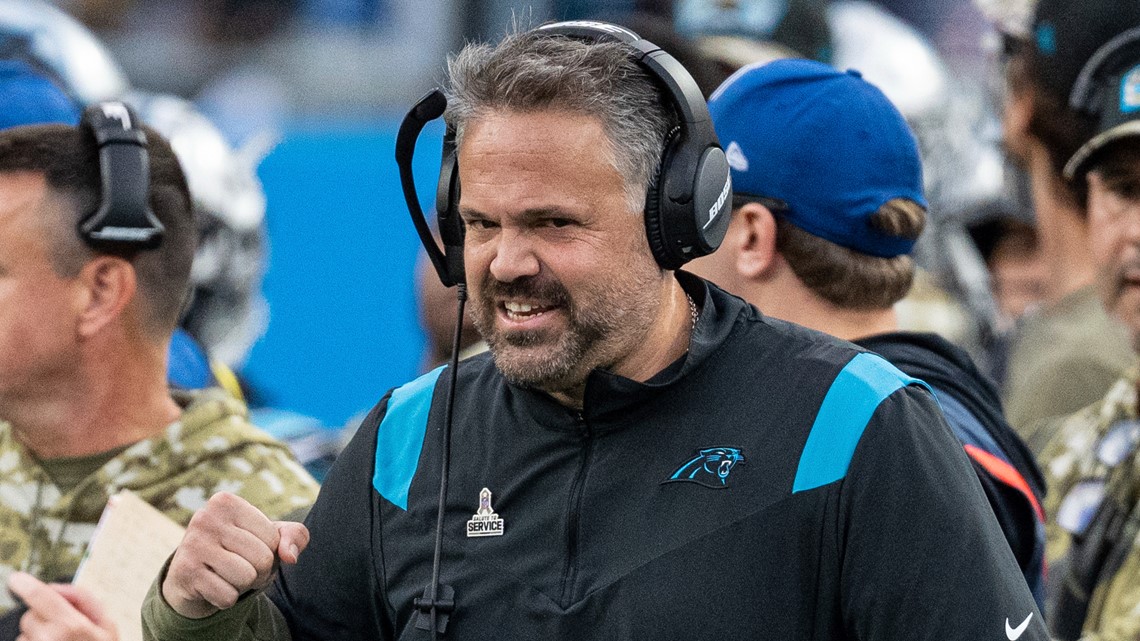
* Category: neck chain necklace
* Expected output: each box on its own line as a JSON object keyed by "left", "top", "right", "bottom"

{"left": 686, "top": 293, "right": 699, "bottom": 331}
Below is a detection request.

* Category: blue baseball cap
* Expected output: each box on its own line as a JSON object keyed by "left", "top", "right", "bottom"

{"left": 709, "top": 58, "right": 926, "bottom": 258}
{"left": 0, "top": 59, "right": 79, "bottom": 130}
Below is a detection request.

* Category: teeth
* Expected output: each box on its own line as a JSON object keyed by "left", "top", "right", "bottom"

{"left": 503, "top": 301, "right": 552, "bottom": 321}
{"left": 505, "top": 302, "right": 534, "bottom": 313}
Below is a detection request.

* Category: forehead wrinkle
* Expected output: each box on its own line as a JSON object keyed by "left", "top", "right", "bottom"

{"left": 458, "top": 109, "right": 635, "bottom": 220}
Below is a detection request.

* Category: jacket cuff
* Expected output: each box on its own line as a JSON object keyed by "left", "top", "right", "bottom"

{"left": 141, "top": 555, "right": 261, "bottom": 641}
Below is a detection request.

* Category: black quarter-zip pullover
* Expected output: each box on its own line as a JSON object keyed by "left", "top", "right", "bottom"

{"left": 143, "top": 274, "right": 1048, "bottom": 641}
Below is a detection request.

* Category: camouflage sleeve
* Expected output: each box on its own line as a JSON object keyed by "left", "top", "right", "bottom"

{"left": 1077, "top": 607, "right": 1140, "bottom": 641}
{"left": 1037, "top": 400, "right": 1115, "bottom": 567}
{"left": 141, "top": 560, "right": 292, "bottom": 641}
{"left": 221, "top": 441, "right": 321, "bottom": 522}
{"left": 153, "top": 389, "right": 322, "bottom": 527}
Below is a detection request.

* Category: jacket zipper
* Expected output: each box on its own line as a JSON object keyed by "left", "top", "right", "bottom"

{"left": 559, "top": 412, "right": 593, "bottom": 608}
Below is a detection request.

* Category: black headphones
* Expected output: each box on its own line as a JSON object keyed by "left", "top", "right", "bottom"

{"left": 396, "top": 19, "right": 732, "bottom": 287}
{"left": 76, "top": 101, "right": 164, "bottom": 252}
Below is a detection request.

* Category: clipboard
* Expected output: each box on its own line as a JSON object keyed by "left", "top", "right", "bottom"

{"left": 73, "top": 490, "right": 186, "bottom": 641}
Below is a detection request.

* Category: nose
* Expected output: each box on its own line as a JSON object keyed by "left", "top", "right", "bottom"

{"left": 1121, "top": 203, "right": 1140, "bottom": 245}
{"left": 1112, "top": 199, "right": 1140, "bottom": 247}
{"left": 489, "top": 228, "right": 541, "bottom": 283}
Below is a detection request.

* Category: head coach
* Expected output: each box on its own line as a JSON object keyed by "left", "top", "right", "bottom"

{"left": 145, "top": 21, "right": 1045, "bottom": 641}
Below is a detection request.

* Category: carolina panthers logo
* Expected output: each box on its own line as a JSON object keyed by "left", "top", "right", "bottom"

{"left": 664, "top": 447, "right": 746, "bottom": 489}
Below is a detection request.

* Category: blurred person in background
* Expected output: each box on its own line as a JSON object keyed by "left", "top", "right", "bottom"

{"left": 985, "top": 0, "right": 1137, "bottom": 442}
{"left": 0, "top": 67, "right": 319, "bottom": 640}
{"left": 1020, "top": 17, "right": 1140, "bottom": 641}
{"left": 688, "top": 57, "right": 1047, "bottom": 607}
{"left": 971, "top": 218, "right": 1046, "bottom": 321}
{"left": 960, "top": 168, "right": 1047, "bottom": 385}
{"left": 677, "top": 0, "right": 1017, "bottom": 377}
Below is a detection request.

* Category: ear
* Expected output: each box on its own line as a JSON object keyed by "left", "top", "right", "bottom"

{"left": 76, "top": 256, "right": 137, "bottom": 338}
{"left": 1003, "top": 88, "right": 1035, "bottom": 161}
{"left": 734, "top": 203, "right": 780, "bottom": 280}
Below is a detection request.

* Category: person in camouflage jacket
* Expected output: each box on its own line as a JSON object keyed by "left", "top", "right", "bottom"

{"left": 0, "top": 387, "right": 320, "bottom": 614}
{"left": 1039, "top": 366, "right": 1140, "bottom": 639}
{"left": 1027, "top": 4, "right": 1140, "bottom": 635}
{"left": 0, "top": 118, "right": 317, "bottom": 641}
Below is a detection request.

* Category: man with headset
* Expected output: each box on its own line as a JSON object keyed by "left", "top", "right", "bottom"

{"left": 144, "top": 22, "right": 1044, "bottom": 641}
{"left": 0, "top": 90, "right": 320, "bottom": 639}
{"left": 1022, "top": 14, "right": 1140, "bottom": 640}
{"left": 995, "top": 0, "right": 1138, "bottom": 442}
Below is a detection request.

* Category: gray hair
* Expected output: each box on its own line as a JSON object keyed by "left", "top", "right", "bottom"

{"left": 445, "top": 29, "right": 676, "bottom": 211}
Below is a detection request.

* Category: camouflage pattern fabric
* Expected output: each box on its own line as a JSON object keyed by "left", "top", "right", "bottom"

{"left": 1005, "top": 286, "right": 1133, "bottom": 445}
{"left": 0, "top": 387, "right": 320, "bottom": 615}
{"left": 1037, "top": 364, "right": 1140, "bottom": 640}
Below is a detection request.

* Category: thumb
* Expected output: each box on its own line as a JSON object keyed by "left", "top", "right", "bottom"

{"left": 275, "top": 521, "right": 310, "bottom": 565}
{"left": 50, "top": 584, "right": 117, "bottom": 633}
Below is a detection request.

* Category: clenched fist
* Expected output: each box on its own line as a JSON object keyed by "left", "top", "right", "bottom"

{"left": 161, "top": 492, "right": 309, "bottom": 619}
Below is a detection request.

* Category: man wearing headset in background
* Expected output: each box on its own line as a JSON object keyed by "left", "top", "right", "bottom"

{"left": 996, "top": 0, "right": 1140, "bottom": 443}
{"left": 144, "top": 22, "right": 1044, "bottom": 641}
{"left": 0, "top": 78, "right": 320, "bottom": 639}
{"left": 1022, "top": 16, "right": 1140, "bottom": 641}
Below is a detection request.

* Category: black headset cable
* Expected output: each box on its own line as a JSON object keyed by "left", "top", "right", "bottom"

{"left": 415, "top": 283, "right": 466, "bottom": 639}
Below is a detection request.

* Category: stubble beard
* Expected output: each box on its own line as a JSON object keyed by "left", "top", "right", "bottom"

{"left": 471, "top": 266, "right": 662, "bottom": 394}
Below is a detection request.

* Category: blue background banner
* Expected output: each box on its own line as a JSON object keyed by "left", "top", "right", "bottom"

{"left": 244, "top": 118, "right": 446, "bottom": 427}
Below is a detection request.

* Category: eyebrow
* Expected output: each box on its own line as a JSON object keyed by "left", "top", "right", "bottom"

{"left": 459, "top": 206, "right": 584, "bottom": 223}
{"left": 1096, "top": 151, "right": 1140, "bottom": 180}
{"left": 1097, "top": 166, "right": 1140, "bottom": 183}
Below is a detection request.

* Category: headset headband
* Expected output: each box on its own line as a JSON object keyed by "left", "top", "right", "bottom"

{"left": 534, "top": 21, "right": 712, "bottom": 130}
{"left": 1070, "top": 26, "right": 1140, "bottom": 113}
{"left": 77, "top": 101, "right": 164, "bottom": 252}
{"left": 534, "top": 20, "right": 731, "bottom": 269}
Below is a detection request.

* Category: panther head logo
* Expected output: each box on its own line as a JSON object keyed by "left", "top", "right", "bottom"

{"left": 664, "top": 447, "right": 746, "bottom": 489}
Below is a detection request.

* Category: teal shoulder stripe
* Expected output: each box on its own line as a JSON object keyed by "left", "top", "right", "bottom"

{"left": 372, "top": 366, "right": 445, "bottom": 510}
{"left": 792, "top": 352, "right": 929, "bottom": 493}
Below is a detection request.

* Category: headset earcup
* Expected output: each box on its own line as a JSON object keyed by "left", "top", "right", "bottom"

{"left": 437, "top": 151, "right": 465, "bottom": 286}
{"left": 690, "top": 146, "right": 732, "bottom": 255}
{"left": 646, "top": 129, "right": 731, "bottom": 270}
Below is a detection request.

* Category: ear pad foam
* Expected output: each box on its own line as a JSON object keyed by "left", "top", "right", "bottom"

{"left": 645, "top": 126, "right": 682, "bottom": 269}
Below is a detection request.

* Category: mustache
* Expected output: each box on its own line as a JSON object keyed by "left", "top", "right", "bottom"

{"left": 480, "top": 274, "right": 570, "bottom": 306}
